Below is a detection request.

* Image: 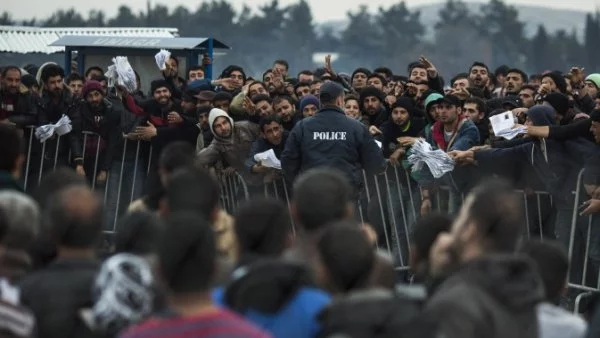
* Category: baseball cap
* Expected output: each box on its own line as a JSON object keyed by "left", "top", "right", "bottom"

{"left": 440, "top": 94, "right": 461, "bottom": 107}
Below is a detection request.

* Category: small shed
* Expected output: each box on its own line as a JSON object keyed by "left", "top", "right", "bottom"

{"left": 49, "top": 35, "right": 230, "bottom": 84}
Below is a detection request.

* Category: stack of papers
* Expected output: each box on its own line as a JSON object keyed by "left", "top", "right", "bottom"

{"left": 253, "top": 149, "right": 281, "bottom": 169}
{"left": 489, "top": 111, "right": 527, "bottom": 140}
{"left": 407, "top": 139, "right": 455, "bottom": 178}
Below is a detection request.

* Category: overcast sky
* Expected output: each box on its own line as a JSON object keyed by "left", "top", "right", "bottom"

{"left": 6, "top": 0, "right": 600, "bottom": 22}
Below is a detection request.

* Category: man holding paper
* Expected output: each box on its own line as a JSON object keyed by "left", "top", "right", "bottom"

{"left": 245, "top": 115, "right": 288, "bottom": 183}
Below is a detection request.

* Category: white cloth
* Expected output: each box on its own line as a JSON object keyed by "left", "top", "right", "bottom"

{"left": 253, "top": 149, "right": 281, "bottom": 169}
{"left": 407, "top": 139, "right": 455, "bottom": 179}
{"left": 537, "top": 302, "right": 587, "bottom": 338}
{"left": 154, "top": 49, "right": 171, "bottom": 71}
{"left": 35, "top": 115, "right": 72, "bottom": 142}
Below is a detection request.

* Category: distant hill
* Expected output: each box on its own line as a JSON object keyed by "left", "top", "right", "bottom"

{"left": 317, "top": 2, "right": 589, "bottom": 41}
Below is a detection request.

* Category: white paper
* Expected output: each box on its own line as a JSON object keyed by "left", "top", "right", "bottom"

{"left": 154, "top": 49, "right": 171, "bottom": 71}
{"left": 495, "top": 126, "right": 527, "bottom": 140}
{"left": 375, "top": 140, "right": 382, "bottom": 148}
{"left": 105, "top": 57, "right": 137, "bottom": 93}
{"left": 490, "top": 111, "right": 517, "bottom": 137}
{"left": 407, "top": 139, "right": 455, "bottom": 179}
{"left": 35, "top": 115, "right": 72, "bottom": 142}
{"left": 254, "top": 149, "right": 281, "bottom": 169}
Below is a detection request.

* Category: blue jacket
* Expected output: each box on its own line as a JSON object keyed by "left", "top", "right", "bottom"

{"left": 281, "top": 106, "right": 387, "bottom": 188}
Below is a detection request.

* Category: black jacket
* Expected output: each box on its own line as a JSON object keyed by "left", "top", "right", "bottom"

{"left": 79, "top": 99, "right": 122, "bottom": 171}
{"left": 379, "top": 118, "right": 425, "bottom": 157}
{"left": 425, "top": 255, "right": 544, "bottom": 338}
{"left": 281, "top": 106, "right": 387, "bottom": 189}
{"left": 0, "top": 89, "right": 37, "bottom": 127}
{"left": 19, "top": 258, "right": 100, "bottom": 338}
{"left": 38, "top": 90, "right": 83, "bottom": 163}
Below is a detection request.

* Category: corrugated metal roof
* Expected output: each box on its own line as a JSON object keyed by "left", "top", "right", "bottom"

{"left": 0, "top": 26, "right": 179, "bottom": 54}
{"left": 50, "top": 36, "right": 230, "bottom": 50}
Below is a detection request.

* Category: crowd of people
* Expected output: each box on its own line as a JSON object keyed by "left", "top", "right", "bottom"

{"left": 1, "top": 52, "right": 600, "bottom": 337}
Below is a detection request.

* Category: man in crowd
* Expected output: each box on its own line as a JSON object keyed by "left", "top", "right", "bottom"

{"left": 1, "top": 66, "right": 37, "bottom": 128}
{"left": 0, "top": 124, "right": 25, "bottom": 191}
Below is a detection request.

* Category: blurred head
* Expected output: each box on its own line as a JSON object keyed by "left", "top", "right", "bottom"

{"left": 1, "top": 66, "right": 21, "bottom": 95}
{"left": 158, "top": 141, "right": 195, "bottom": 188}
{"left": 159, "top": 212, "right": 216, "bottom": 295}
{"left": 590, "top": 110, "right": 600, "bottom": 143}
{"left": 165, "top": 168, "right": 220, "bottom": 222}
{"left": 0, "top": 191, "right": 40, "bottom": 250}
{"left": 451, "top": 179, "right": 522, "bottom": 262}
{"left": 45, "top": 186, "right": 103, "bottom": 251}
{"left": 292, "top": 168, "right": 354, "bottom": 233}
{"left": 233, "top": 198, "right": 292, "bottom": 260}
{"left": 409, "top": 213, "right": 452, "bottom": 281}
{"left": 115, "top": 211, "right": 163, "bottom": 256}
{"left": 316, "top": 221, "right": 374, "bottom": 294}
{"left": 519, "top": 240, "right": 568, "bottom": 305}
{"left": 0, "top": 124, "right": 25, "bottom": 179}
{"left": 259, "top": 115, "right": 284, "bottom": 146}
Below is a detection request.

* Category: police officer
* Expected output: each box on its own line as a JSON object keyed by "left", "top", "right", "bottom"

{"left": 281, "top": 81, "right": 387, "bottom": 191}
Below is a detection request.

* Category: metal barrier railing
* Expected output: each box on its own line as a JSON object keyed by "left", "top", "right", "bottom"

{"left": 18, "top": 126, "right": 600, "bottom": 312}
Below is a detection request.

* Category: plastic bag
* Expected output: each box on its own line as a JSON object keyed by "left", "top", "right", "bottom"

{"left": 35, "top": 115, "right": 72, "bottom": 142}
{"left": 407, "top": 139, "right": 455, "bottom": 179}
{"left": 104, "top": 57, "right": 137, "bottom": 93}
{"left": 154, "top": 49, "right": 171, "bottom": 71}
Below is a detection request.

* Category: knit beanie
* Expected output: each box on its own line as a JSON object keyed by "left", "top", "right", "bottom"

{"left": 586, "top": 74, "right": 600, "bottom": 89}
{"left": 543, "top": 92, "right": 569, "bottom": 116}
{"left": 82, "top": 80, "right": 104, "bottom": 98}
{"left": 150, "top": 79, "right": 170, "bottom": 94}
{"left": 351, "top": 68, "right": 371, "bottom": 81}
{"left": 542, "top": 72, "right": 567, "bottom": 94}
{"left": 299, "top": 95, "right": 320, "bottom": 112}
{"left": 359, "top": 86, "right": 385, "bottom": 107}
{"left": 391, "top": 97, "right": 415, "bottom": 116}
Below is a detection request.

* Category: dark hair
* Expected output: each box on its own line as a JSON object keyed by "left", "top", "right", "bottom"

{"left": 529, "top": 74, "right": 542, "bottom": 82}
{"left": 367, "top": 73, "right": 388, "bottom": 86}
{"left": 297, "top": 70, "right": 313, "bottom": 77}
{"left": 274, "top": 59, "right": 289, "bottom": 71}
{"left": 408, "top": 62, "right": 426, "bottom": 74}
{"left": 507, "top": 68, "right": 528, "bottom": 83}
{"left": 0, "top": 207, "right": 9, "bottom": 244}
{"left": 45, "top": 186, "right": 103, "bottom": 248}
{"left": 495, "top": 65, "right": 510, "bottom": 77}
{"left": 221, "top": 65, "right": 246, "bottom": 81}
{"left": 166, "top": 167, "right": 219, "bottom": 219}
{"left": 464, "top": 97, "right": 487, "bottom": 114}
{"left": 410, "top": 213, "right": 452, "bottom": 265}
{"left": 293, "top": 168, "right": 353, "bottom": 232}
{"left": 213, "top": 91, "right": 233, "bottom": 103}
{"left": 66, "top": 72, "right": 85, "bottom": 85}
{"left": 259, "top": 115, "right": 283, "bottom": 132}
{"left": 450, "top": 73, "right": 469, "bottom": 87}
{"left": 0, "top": 124, "right": 23, "bottom": 172}
{"left": 91, "top": 74, "right": 108, "bottom": 83}
{"left": 294, "top": 81, "right": 311, "bottom": 92}
{"left": 344, "top": 94, "right": 359, "bottom": 103}
{"left": 373, "top": 67, "right": 393, "bottom": 79}
{"left": 168, "top": 56, "right": 179, "bottom": 67}
{"left": 465, "top": 178, "right": 522, "bottom": 252}
{"left": 318, "top": 221, "right": 374, "bottom": 293}
{"left": 519, "top": 240, "right": 568, "bottom": 304}
{"left": 159, "top": 212, "right": 216, "bottom": 293}
{"left": 251, "top": 94, "right": 272, "bottom": 105}
{"left": 310, "top": 79, "right": 322, "bottom": 86}
{"left": 248, "top": 81, "right": 267, "bottom": 91}
{"left": 521, "top": 84, "right": 538, "bottom": 92}
{"left": 115, "top": 211, "right": 163, "bottom": 255}
{"left": 187, "top": 65, "right": 205, "bottom": 78}
{"left": 469, "top": 62, "right": 489, "bottom": 73}
{"left": 32, "top": 167, "right": 86, "bottom": 209}
{"left": 1, "top": 66, "right": 20, "bottom": 78}
{"left": 273, "top": 95, "right": 295, "bottom": 108}
{"left": 40, "top": 64, "right": 65, "bottom": 83}
{"left": 262, "top": 69, "right": 273, "bottom": 80}
{"left": 158, "top": 141, "right": 195, "bottom": 174}
{"left": 84, "top": 66, "right": 103, "bottom": 78}
{"left": 233, "top": 198, "right": 292, "bottom": 258}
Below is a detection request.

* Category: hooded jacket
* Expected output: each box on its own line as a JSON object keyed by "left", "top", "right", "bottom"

{"left": 475, "top": 105, "right": 577, "bottom": 200}
{"left": 196, "top": 109, "right": 260, "bottom": 179}
{"left": 212, "top": 260, "right": 330, "bottom": 338}
{"left": 425, "top": 255, "right": 544, "bottom": 338}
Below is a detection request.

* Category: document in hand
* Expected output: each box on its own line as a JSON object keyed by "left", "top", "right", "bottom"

{"left": 489, "top": 111, "right": 526, "bottom": 140}
{"left": 253, "top": 149, "right": 282, "bottom": 169}
{"left": 155, "top": 49, "right": 171, "bottom": 71}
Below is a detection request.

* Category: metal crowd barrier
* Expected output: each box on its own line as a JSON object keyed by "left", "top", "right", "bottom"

{"left": 19, "top": 126, "right": 600, "bottom": 312}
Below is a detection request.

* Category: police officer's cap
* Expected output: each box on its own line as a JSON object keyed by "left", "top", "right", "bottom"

{"left": 319, "top": 82, "right": 344, "bottom": 102}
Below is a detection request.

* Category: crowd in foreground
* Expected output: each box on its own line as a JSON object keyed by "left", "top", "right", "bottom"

{"left": 1, "top": 53, "right": 600, "bottom": 337}
{"left": 0, "top": 122, "right": 599, "bottom": 338}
